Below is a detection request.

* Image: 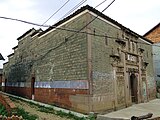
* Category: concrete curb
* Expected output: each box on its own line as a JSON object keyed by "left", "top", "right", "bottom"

{"left": 97, "top": 116, "right": 130, "bottom": 120}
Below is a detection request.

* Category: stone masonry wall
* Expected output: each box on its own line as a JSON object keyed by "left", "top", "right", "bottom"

{"left": 6, "top": 29, "right": 36, "bottom": 84}
{"left": 31, "top": 13, "right": 90, "bottom": 112}
{"left": 89, "top": 13, "right": 155, "bottom": 112}
{"left": 3, "top": 12, "right": 90, "bottom": 113}
{"left": 145, "top": 24, "right": 160, "bottom": 99}
{"left": 33, "top": 16, "right": 88, "bottom": 81}
{"left": 144, "top": 45, "right": 156, "bottom": 100}
{"left": 152, "top": 42, "right": 160, "bottom": 83}
{"left": 3, "top": 9, "right": 156, "bottom": 114}
{"left": 90, "top": 14, "right": 121, "bottom": 111}
{"left": 90, "top": 15, "right": 120, "bottom": 94}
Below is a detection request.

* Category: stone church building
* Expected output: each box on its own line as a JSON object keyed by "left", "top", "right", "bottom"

{"left": 3, "top": 5, "right": 156, "bottom": 113}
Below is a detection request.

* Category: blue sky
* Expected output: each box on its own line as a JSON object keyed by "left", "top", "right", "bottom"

{"left": 0, "top": 0, "right": 159, "bottom": 68}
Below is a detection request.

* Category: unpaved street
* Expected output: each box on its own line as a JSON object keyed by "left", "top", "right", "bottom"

{"left": 13, "top": 99, "right": 72, "bottom": 120}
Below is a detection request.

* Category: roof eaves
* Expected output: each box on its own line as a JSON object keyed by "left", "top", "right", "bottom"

{"left": 3, "top": 62, "right": 8, "bottom": 65}
{"left": 17, "top": 28, "right": 35, "bottom": 40}
{"left": 140, "top": 36, "right": 153, "bottom": 44}
{"left": 0, "top": 53, "right": 5, "bottom": 60}
{"left": 12, "top": 45, "right": 18, "bottom": 50}
{"left": 7, "top": 53, "right": 14, "bottom": 58}
{"left": 31, "top": 29, "right": 43, "bottom": 37}
{"left": 38, "top": 5, "right": 91, "bottom": 37}
{"left": 88, "top": 6, "right": 153, "bottom": 44}
{"left": 38, "top": 5, "right": 153, "bottom": 44}
{"left": 123, "top": 28, "right": 153, "bottom": 44}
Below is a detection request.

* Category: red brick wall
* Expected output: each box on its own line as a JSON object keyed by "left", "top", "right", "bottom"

{"left": 5, "top": 86, "right": 88, "bottom": 111}
{"left": 34, "top": 88, "right": 88, "bottom": 109}
{"left": 5, "top": 87, "right": 32, "bottom": 99}
{"left": 145, "top": 26, "right": 160, "bottom": 43}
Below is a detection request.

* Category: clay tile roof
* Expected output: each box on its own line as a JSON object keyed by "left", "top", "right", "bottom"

{"left": 144, "top": 23, "right": 160, "bottom": 37}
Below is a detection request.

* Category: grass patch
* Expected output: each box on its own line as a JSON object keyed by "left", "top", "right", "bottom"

{"left": 9, "top": 96, "right": 95, "bottom": 120}
{"left": 56, "top": 110, "right": 87, "bottom": 120}
{"left": 0, "top": 103, "right": 8, "bottom": 116}
{"left": 37, "top": 105, "right": 55, "bottom": 114}
{"left": 16, "top": 107, "right": 38, "bottom": 120}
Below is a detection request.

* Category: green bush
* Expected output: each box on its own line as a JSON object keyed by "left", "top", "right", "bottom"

{"left": 157, "top": 80, "right": 160, "bottom": 89}
{"left": 38, "top": 105, "right": 55, "bottom": 114}
{"left": 0, "top": 104, "right": 8, "bottom": 116}
{"left": 56, "top": 110, "right": 86, "bottom": 120}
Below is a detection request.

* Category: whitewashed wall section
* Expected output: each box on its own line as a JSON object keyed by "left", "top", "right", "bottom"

{"left": 92, "top": 71, "right": 114, "bottom": 94}
{"left": 147, "top": 76, "right": 156, "bottom": 88}
{"left": 35, "top": 80, "right": 89, "bottom": 89}
{"left": 92, "top": 71, "right": 114, "bottom": 81}
{"left": 6, "top": 82, "right": 31, "bottom": 87}
{"left": 6, "top": 80, "right": 89, "bottom": 89}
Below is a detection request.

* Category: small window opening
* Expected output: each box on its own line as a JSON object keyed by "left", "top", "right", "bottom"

{"left": 105, "top": 35, "right": 108, "bottom": 45}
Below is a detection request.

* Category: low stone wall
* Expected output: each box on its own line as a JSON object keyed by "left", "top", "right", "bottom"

{"left": 0, "top": 93, "right": 16, "bottom": 116}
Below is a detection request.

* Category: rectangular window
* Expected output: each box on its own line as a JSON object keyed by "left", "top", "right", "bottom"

{"left": 125, "top": 37, "right": 130, "bottom": 51}
{"left": 105, "top": 35, "right": 108, "bottom": 45}
{"left": 136, "top": 43, "right": 138, "bottom": 53}
{"left": 128, "top": 40, "right": 131, "bottom": 51}
{"left": 132, "top": 42, "right": 135, "bottom": 52}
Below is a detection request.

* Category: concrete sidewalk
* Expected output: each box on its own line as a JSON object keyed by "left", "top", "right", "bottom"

{"left": 97, "top": 99, "right": 160, "bottom": 120}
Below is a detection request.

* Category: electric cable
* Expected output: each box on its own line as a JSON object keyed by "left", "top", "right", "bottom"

{"left": 0, "top": 3, "right": 155, "bottom": 47}
{"left": 95, "top": 0, "right": 108, "bottom": 8}
{"left": 0, "top": 15, "right": 154, "bottom": 47}
{"left": 42, "top": 0, "right": 71, "bottom": 25}
{"left": 0, "top": 16, "right": 50, "bottom": 27}
{"left": 57, "top": 0, "right": 87, "bottom": 22}
{"left": 36, "top": 0, "right": 117, "bottom": 61}
{"left": 66, "top": 0, "right": 116, "bottom": 40}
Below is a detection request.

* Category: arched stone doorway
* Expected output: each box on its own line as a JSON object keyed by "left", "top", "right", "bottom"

{"left": 130, "top": 73, "right": 138, "bottom": 103}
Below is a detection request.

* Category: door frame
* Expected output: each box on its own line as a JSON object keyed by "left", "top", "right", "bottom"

{"left": 129, "top": 73, "right": 138, "bottom": 103}
{"left": 31, "top": 77, "right": 35, "bottom": 100}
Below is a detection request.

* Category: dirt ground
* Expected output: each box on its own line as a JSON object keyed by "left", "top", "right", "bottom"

{"left": 12, "top": 99, "right": 72, "bottom": 120}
